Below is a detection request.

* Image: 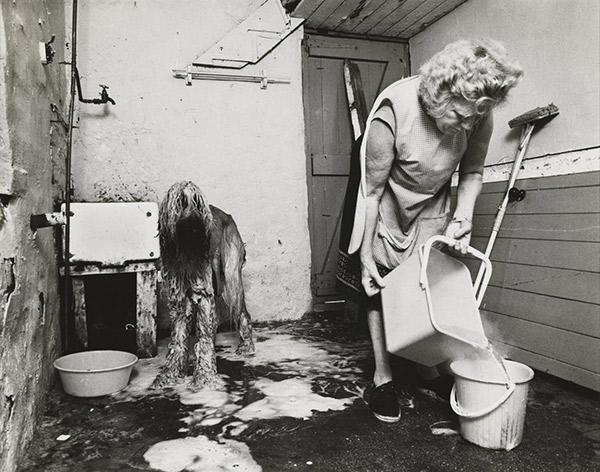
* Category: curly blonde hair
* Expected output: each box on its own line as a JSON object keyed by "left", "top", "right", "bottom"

{"left": 418, "top": 39, "right": 523, "bottom": 119}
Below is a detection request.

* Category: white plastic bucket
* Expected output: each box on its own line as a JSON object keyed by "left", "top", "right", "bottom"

{"left": 381, "top": 235, "right": 492, "bottom": 366}
{"left": 450, "top": 359, "right": 534, "bottom": 450}
{"left": 54, "top": 350, "right": 138, "bottom": 397}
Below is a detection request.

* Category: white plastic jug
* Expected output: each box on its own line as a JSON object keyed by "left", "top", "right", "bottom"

{"left": 380, "top": 235, "right": 492, "bottom": 366}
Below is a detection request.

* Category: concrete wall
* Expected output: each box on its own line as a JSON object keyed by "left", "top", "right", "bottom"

{"left": 70, "top": 0, "right": 312, "bottom": 322}
{"left": 0, "top": 2, "right": 66, "bottom": 471}
{"left": 409, "top": 0, "right": 600, "bottom": 167}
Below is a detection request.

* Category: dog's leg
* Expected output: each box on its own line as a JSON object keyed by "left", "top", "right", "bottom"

{"left": 236, "top": 307, "right": 255, "bottom": 356}
{"left": 190, "top": 265, "right": 223, "bottom": 388}
{"left": 220, "top": 222, "right": 256, "bottom": 356}
{"left": 152, "top": 293, "right": 192, "bottom": 388}
{"left": 233, "top": 290, "right": 255, "bottom": 356}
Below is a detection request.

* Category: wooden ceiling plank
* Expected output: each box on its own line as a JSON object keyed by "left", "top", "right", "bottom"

{"left": 398, "top": 0, "right": 467, "bottom": 38}
{"left": 339, "top": 0, "right": 388, "bottom": 32}
{"left": 350, "top": 0, "right": 407, "bottom": 34}
{"left": 383, "top": 0, "right": 455, "bottom": 37}
{"left": 310, "top": 0, "right": 347, "bottom": 29}
{"left": 316, "top": 0, "right": 369, "bottom": 31}
{"left": 292, "top": 0, "right": 328, "bottom": 20}
{"left": 367, "top": 0, "right": 426, "bottom": 36}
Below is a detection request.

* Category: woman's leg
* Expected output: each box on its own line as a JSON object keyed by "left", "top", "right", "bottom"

{"left": 366, "top": 303, "right": 401, "bottom": 422}
{"left": 367, "top": 307, "right": 393, "bottom": 387}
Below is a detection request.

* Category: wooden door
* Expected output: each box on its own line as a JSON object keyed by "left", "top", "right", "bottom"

{"left": 303, "top": 35, "right": 409, "bottom": 309}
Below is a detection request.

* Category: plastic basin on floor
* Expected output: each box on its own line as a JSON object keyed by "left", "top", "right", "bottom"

{"left": 54, "top": 350, "right": 138, "bottom": 397}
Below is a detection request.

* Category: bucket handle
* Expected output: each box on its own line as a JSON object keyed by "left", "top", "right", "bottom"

{"left": 419, "top": 235, "right": 492, "bottom": 307}
{"left": 450, "top": 382, "right": 516, "bottom": 419}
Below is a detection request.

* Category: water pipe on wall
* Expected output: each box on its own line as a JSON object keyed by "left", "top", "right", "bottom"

{"left": 62, "top": 0, "right": 79, "bottom": 352}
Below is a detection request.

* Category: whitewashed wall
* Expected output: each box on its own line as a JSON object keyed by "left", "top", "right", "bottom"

{"left": 69, "top": 0, "right": 312, "bottom": 321}
{"left": 410, "top": 0, "right": 600, "bottom": 169}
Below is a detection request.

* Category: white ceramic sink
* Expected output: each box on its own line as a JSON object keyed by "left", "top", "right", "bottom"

{"left": 62, "top": 202, "right": 159, "bottom": 265}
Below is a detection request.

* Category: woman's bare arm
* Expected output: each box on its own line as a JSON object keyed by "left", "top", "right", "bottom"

{"left": 360, "top": 120, "right": 395, "bottom": 296}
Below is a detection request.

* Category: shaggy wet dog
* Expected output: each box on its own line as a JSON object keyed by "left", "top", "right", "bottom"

{"left": 152, "top": 181, "right": 255, "bottom": 388}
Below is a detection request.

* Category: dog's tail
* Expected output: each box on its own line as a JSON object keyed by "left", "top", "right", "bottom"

{"left": 220, "top": 220, "right": 248, "bottom": 329}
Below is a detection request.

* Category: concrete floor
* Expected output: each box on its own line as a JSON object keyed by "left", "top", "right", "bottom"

{"left": 19, "top": 314, "right": 600, "bottom": 472}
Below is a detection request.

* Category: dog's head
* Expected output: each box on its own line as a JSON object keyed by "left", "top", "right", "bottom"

{"left": 159, "top": 181, "right": 213, "bottom": 285}
{"left": 174, "top": 183, "right": 212, "bottom": 238}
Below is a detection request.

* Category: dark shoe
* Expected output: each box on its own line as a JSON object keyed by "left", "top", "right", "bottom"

{"left": 368, "top": 381, "right": 401, "bottom": 423}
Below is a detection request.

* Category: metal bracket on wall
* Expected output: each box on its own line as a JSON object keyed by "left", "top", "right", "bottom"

{"left": 172, "top": 66, "right": 290, "bottom": 89}
{"left": 508, "top": 187, "right": 526, "bottom": 203}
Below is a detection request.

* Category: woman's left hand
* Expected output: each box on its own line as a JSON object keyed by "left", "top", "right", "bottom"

{"left": 444, "top": 217, "right": 473, "bottom": 255}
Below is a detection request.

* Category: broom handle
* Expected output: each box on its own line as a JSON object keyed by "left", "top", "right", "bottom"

{"left": 474, "top": 123, "right": 535, "bottom": 299}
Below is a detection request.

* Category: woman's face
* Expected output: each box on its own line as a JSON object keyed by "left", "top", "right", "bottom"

{"left": 435, "top": 100, "right": 479, "bottom": 135}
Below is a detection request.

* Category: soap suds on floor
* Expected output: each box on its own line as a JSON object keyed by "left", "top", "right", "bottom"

{"left": 143, "top": 436, "right": 261, "bottom": 472}
{"left": 142, "top": 327, "right": 369, "bottom": 471}
{"left": 235, "top": 378, "right": 354, "bottom": 421}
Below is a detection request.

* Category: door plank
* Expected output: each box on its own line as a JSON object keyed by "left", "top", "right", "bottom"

{"left": 312, "top": 153, "right": 351, "bottom": 176}
{"left": 307, "top": 57, "right": 325, "bottom": 159}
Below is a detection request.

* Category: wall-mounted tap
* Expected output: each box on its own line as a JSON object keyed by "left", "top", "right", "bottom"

{"left": 98, "top": 85, "right": 116, "bottom": 105}
{"left": 75, "top": 67, "right": 116, "bottom": 105}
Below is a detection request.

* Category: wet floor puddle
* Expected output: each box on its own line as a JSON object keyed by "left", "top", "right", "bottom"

{"left": 112, "top": 325, "right": 373, "bottom": 471}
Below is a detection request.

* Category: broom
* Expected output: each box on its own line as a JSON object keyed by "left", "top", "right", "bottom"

{"left": 474, "top": 104, "right": 560, "bottom": 299}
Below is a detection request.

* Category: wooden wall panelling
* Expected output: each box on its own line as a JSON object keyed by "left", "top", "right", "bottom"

{"left": 481, "top": 286, "right": 600, "bottom": 338}
{"left": 491, "top": 339, "right": 600, "bottom": 392}
{"left": 471, "top": 213, "right": 600, "bottom": 242}
{"left": 461, "top": 170, "right": 600, "bottom": 390}
{"left": 463, "top": 259, "right": 599, "bottom": 305}
{"left": 482, "top": 311, "right": 599, "bottom": 373}
{"left": 474, "top": 186, "right": 599, "bottom": 215}
{"left": 469, "top": 236, "right": 599, "bottom": 272}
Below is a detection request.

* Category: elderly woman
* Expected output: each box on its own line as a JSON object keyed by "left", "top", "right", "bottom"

{"left": 337, "top": 39, "right": 523, "bottom": 422}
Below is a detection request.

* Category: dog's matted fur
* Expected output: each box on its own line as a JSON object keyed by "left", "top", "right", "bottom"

{"left": 152, "top": 181, "right": 255, "bottom": 388}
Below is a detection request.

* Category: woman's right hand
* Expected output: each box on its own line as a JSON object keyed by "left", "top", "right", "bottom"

{"left": 360, "top": 255, "right": 386, "bottom": 297}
